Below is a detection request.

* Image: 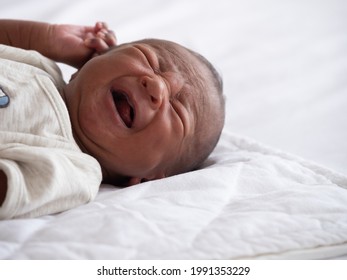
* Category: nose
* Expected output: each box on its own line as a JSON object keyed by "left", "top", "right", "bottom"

{"left": 140, "top": 75, "right": 166, "bottom": 110}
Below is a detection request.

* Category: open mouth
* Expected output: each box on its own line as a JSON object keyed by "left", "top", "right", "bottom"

{"left": 111, "top": 90, "right": 135, "bottom": 128}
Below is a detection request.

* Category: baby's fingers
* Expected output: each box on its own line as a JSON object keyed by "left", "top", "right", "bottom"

{"left": 94, "top": 21, "right": 117, "bottom": 46}
{"left": 84, "top": 37, "right": 110, "bottom": 54}
{"left": 105, "top": 30, "right": 117, "bottom": 47}
{"left": 96, "top": 29, "right": 117, "bottom": 47}
{"left": 94, "top": 21, "right": 108, "bottom": 33}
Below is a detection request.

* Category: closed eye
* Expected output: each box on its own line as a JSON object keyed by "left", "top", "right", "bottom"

{"left": 135, "top": 45, "right": 161, "bottom": 74}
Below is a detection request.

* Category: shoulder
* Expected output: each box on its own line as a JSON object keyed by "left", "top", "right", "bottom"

{"left": 0, "top": 44, "right": 65, "bottom": 88}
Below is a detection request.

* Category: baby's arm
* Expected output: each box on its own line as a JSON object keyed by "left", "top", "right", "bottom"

{"left": 0, "top": 19, "right": 117, "bottom": 68}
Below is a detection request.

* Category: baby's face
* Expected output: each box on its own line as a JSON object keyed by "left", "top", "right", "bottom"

{"left": 64, "top": 39, "right": 208, "bottom": 185}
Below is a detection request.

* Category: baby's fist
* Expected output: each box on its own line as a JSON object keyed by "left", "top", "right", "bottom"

{"left": 84, "top": 22, "right": 117, "bottom": 55}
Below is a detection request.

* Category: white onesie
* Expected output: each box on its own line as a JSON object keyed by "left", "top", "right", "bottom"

{"left": 0, "top": 45, "right": 102, "bottom": 219}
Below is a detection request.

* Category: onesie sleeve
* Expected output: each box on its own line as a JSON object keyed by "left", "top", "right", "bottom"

{"left": 0, "top": 143, "right": 102, "bottom": 219}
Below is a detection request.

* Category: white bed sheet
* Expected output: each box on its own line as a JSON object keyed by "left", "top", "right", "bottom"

{"left": 0, "top": 0, "right": 347, "bottom": 259}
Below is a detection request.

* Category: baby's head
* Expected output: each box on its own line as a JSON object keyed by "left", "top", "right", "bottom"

{"left": 63, "top": 38, "right": 225, "bottom": 186}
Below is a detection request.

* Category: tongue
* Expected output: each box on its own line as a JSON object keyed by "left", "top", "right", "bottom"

{"left": 115, "top": 95, "right": 132, "bottom": 128}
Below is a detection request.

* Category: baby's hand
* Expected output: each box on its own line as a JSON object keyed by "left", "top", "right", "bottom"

{"left": 50, "top": 22, "right": 117, "bottom": 68}
{"left": 84, "top": 22, "right": 117, "bottom": 55}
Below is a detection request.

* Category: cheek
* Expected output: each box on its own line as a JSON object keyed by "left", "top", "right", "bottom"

{"left": 140, "top": 112, "right": 175, "bottom": 148}
{"left": 120, "top": 122, "right": 174, "bottom": 173}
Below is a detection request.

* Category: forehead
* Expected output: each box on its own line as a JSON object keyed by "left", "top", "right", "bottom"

{"left": 140, "top": 39, "right": 216, "bottom": 118}
{"left": 141, "top": 39, "right": 213, "bottom": 101}
{"left": 110, "top": 39, "right": 211, "bottom": 92}
{"left": 137, "top": 39, "right": 208, "bottom": 87}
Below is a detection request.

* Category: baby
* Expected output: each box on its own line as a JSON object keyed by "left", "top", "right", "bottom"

{"left": 0, "top": 20, "right": 225, "bottom": 219}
